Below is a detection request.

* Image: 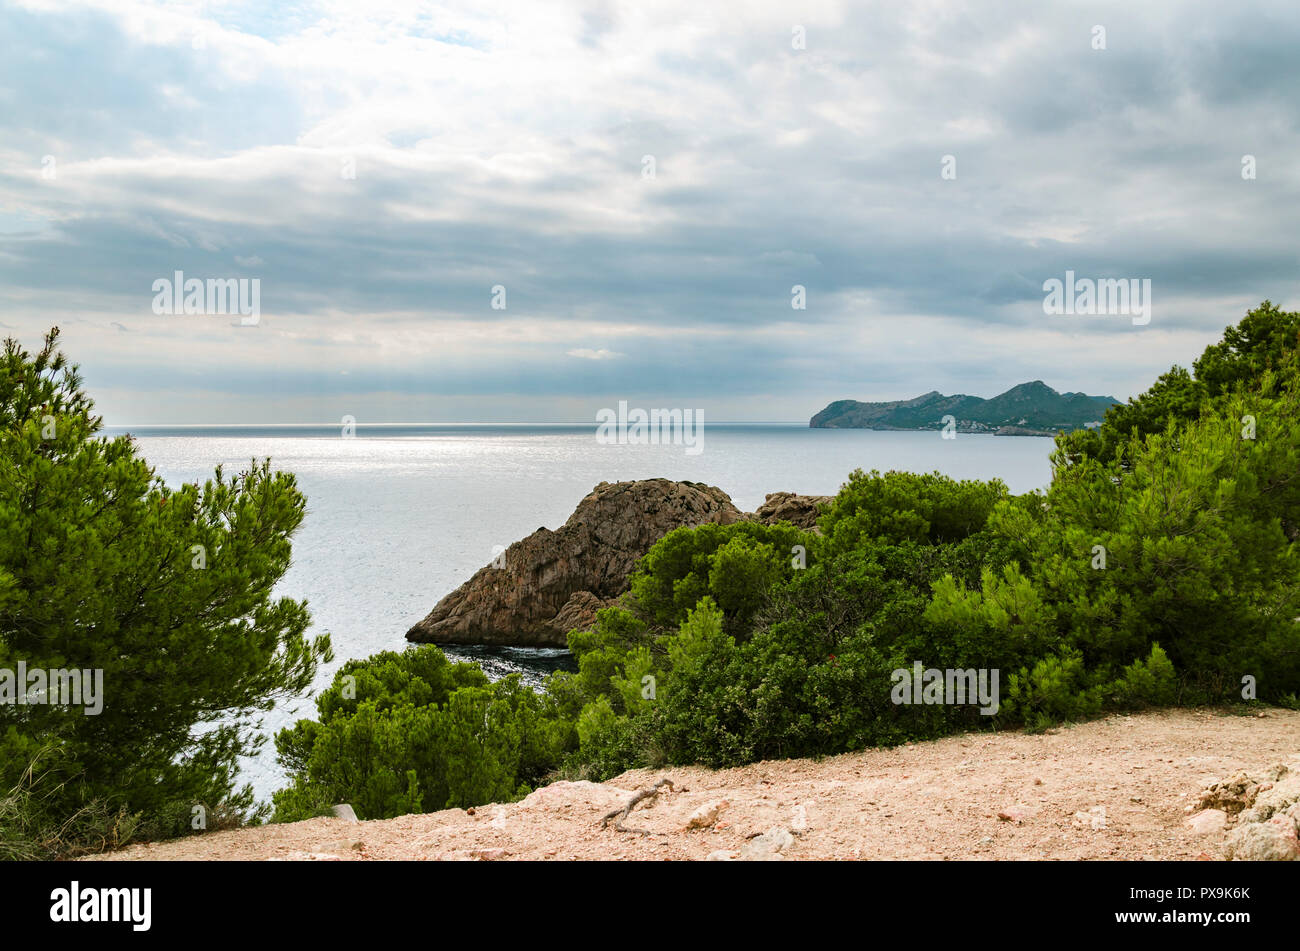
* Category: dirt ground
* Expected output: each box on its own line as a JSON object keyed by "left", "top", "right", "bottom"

{"left": 88, "top": 707, "right": 1300, "bottom": 861}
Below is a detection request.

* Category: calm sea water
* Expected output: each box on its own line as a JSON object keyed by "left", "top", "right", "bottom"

{"left": 104, "top": 423, "right": 1056, "bottom": 804}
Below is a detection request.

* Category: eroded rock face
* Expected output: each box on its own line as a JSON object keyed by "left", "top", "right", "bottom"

{"left": 405, "top": 479, "right": 745, "bottom": 646}
{"left": 405, "top": 479, "right": 829, "bottom": 647}
{"left": 751, "top": 492, "right": 831, "bottom": 530}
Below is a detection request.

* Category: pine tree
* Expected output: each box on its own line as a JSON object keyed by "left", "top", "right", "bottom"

{"left": 0, "top": 328, "right": 331, "bottom": 847}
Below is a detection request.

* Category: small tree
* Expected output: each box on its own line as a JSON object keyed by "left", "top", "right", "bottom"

{"left": 1059, "top": 301, "right": 1300, "bottom": 466}
{"left": 964, "top": 357, "right": 1300, "bottom": 705}
{"left": 0, "top": 328, "right": 331, "bottom": 849}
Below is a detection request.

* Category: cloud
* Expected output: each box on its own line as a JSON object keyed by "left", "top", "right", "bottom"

{"left": 1, "top": 0, "right": 1298, "bottom": 422}
{"left": 567, "top": 348, "right": 623, "bottom": 360}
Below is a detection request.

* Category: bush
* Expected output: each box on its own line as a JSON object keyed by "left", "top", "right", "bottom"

{"left": 997, "top": 370, "right": 1300, "bottom": 703}
{"left": 627, "top": 521, "right": 813, "bottom": 634}
{"left": 818, "top": 469, "right": 1008, "bottom": 553}
{"left": 571, "top": 531, "right": 1030, "bottom": 772}
{"left": 272, "top": 646, "right": 570, "bottom": 821}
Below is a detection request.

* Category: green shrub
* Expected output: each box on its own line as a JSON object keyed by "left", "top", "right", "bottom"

{"left": 627, "top": 521, "right": 813, "bottom": 633}
{"left": 819, "top": 469, "right": 1008, "bottom": 553}
{"left": 272, "top": 647, "right": 569, "bottom": 821}
{"left": 1003, "top": 373, "right": 1300, "bottom": 703}
{"left": 1059, "top": 301, "right": 1300, "bottom": 467}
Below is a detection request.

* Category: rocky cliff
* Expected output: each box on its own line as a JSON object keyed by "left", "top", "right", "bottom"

{"left": 405, "top": 480, "right": 829, "bottom": 647}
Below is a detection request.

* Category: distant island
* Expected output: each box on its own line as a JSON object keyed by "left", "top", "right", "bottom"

{"left": 809, "top": 381, "right": 1119, "bottom": 436}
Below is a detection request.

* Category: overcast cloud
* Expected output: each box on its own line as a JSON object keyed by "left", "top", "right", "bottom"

{"left": 1, "top": 0, "right": 1298, "bottom": 422}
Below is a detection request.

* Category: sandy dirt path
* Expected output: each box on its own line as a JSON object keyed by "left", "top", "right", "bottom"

{"left": 88, "top": 707, "right": 1299, "bottom": 861}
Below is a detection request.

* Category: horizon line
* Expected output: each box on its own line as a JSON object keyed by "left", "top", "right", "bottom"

{"left": 100, "top": 420, "right": 812, "bottom": 428}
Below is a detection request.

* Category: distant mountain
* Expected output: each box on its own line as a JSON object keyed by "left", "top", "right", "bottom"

{"left": 809, "top": 381, "right": 1119, "bottom": 435}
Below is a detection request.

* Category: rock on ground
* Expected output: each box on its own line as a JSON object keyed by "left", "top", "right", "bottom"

{"left": 684, "top": 800, "right": 729, "bottom": 831}
{"left": 1183, "top": 809, "right": 1228, "bottom": 835}
{"left": 739, "top": 827, "right": 795, "bottom": 860}
{"left": 1223, "top": 816, "right": 1300, "bottom": 861}
{"left": 1201, "top": 760, "right": 1300, "bottom": 861}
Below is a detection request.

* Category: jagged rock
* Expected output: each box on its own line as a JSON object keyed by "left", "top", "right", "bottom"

{"left": 1223, "top": 816, "right": 1300, "bottom": 861}
{"left": 406, "top": 479, "right": 745, "bottom": 646}
{"left": 405, "top": 480, "right": 832, "bottom": 648}
{"left": 1237, "top": 768, "right": 1300, "bottom": 824}
{"left": 1196, "top": 771, "right": 1264, "bottom": 816}
{"left": 750, "top": 492, "right": 831, "bottom": 530}
{"left": 1198, "top": 761, "right": 1300, "bottom": 861}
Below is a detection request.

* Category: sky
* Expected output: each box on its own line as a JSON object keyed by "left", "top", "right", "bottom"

{"left": 1, "top": 0, "right": 1298, "bottom": 424}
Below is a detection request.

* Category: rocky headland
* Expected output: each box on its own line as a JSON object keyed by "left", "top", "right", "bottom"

{"left": 405, "top": 479, "right": 830, "bottom": 647}
{"left": 810, "top": 381, "right": 1117, "bottom": 434}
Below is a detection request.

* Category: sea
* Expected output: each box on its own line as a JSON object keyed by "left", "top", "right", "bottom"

{"left": 103, "top": 423, "right": 1057, "bottom": 805}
